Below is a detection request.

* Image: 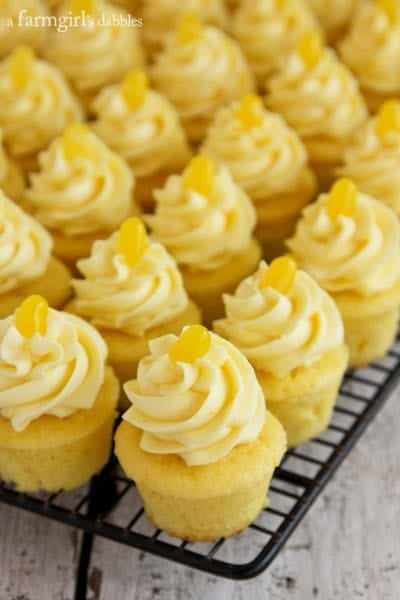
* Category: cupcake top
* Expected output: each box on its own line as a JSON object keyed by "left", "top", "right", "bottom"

{"left": 146, "top": 156, "right": 257, "bottom": 271}
{"left": 72, "top": 217, "right": 190, "bottom": 335}
{"left": 286, "top": 178, "right": 400, "bottom": 296}
{"left": 214, "top": 257, "right": 344, "bottom": 378}
{"left": 0, "top": 46, "right": 83, "bottom": 159}
{"left": 45, "top": 0, "right": 144, "bottom": 96}
{"left": 0, "top": 295, "right": 107, "bottom": 432}
{"left": 0, "top": 128, "right": 25, "bottom": 200}
{"left": 339, "top": 0, "right": 400, "bottom": 96}
{"left": 266, "top": 31, "right": 368, "bottom": 143}
{"left": 339, "top": 100, "right": 400, "bottom": 215}
{"left": 151, "top": 14, "right": 254, "bottom": 139}
{"left": 0, "top": 192, "right": 52, "bottom": 294}
{"left": 0, "top": 0, "right": 49, "bottom": 58}
{"left": 91, "top": 70, "right": 192, "bottom": 177}
{"left": 233, "top": 0, "right": 319, "bottom": 87}
{"left": 202, "top": 94, "right": 311, "bottom": 202}
{"left": 123, "top": 325, "right": 266, "bottom": 466}
{"left": 308, "top": 0, "right": 363, "bottom": 41}
{"left": 25, "top": 123, "right": 135, "bottom": 236}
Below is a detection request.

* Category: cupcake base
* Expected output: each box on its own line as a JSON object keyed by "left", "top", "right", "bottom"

{"left": 0, "top": 367, "right": 119, "bottom": 492}
{"left": 114, "top": 411, "right": 286, "bottom": 542}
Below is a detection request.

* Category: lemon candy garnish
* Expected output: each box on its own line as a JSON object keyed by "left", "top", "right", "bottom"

{"left": 177, "top": 13, "right": 203, "bottom": 44}
{"left": 71, "top": 0, "right": 95, "bottom": 16}
{"left": 298, "top": 31, "right": 323, "bottom": 69}
{"left": 326, "top": 178, "right": 358, "bottom": 219}
{"left": 10, "top": 46, "right": 35, "bottom": 90}
{"left": 62, "top": 122, "right": 94, "bottom": 161}
{"left": 378, "top": 0, "right": 398, "bottom": 24}
{"left": 183, "top": 155, "right": 215, "bottom": 197}
{"left": 15, "top": 295, "right": 49, "bottom": 339}
{"left": 235, "top": 94, "right": 265, "bottom": 130}
{"left": 168, "top": 325, "right": 211, "bottom": 363}
{"left": 121, "top": 69, "right": 149, "bottom": 111}
{"left": 375, "top": 100, "right": 400, "bottom": 139}
{"left": 259, "top": 257, "right": 297, "bottom": 295}
{"left": 117, "top": 217, "right": 149, "bottom": 267}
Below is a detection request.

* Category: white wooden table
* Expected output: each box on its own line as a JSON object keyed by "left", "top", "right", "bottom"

{"left": 1, "top": 388, "right": 399, "bottom": 600}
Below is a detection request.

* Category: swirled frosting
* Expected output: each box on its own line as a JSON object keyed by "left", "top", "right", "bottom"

{"left": 339, "top": 1, "right": 400, "bottom": 99}
{"left": 286, "top": 190, "right": 400, "bottom": 295}
{"left": 72, "top": 234, "right": 190, "bottom": 335}
{"left": 214, "top": 261, "right": 344, "bottom": 378}
{"left": 0, "top": 192, "right": 52, "bottom": 294}
{"left": 146, "top": 164, "right": 257, "bottom": 271}
{"left": 122, "top": 330, "right": 266, "bottom": 466}
{"left": 0, "top": 0, "right": 49, "bottom": 58}
{"left": 151, "top": 24, "right": 254, "bottom": 141}
{"left": 0, "top": 129, "right": 25, "bottom": 200}
{"left": 25, "top": 129, "right": 135, "bottom": 236}
{"left": 202, "top": 101, "right": 311, "bottom": 203}
{"left": 0, "top": 308, "right": 107, "bottom": 432}
{"left": 308, "top": 0, "right": 362, "bottom": 41}
{"left": 45, "top": 0, "right": 144, "bottom": 96}
{"left": 91, "top": 86, "right": 191, "bottom": 178}
{"left": 233, "top": 0, "right": 319, "bottom": 86}
{"left": 0, "top": 52, "right": 83, "bottom": 160}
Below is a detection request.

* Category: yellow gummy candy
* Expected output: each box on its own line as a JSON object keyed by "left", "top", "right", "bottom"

{"left": 10, "top": 46, "right": 34, "bottom": 90}
{"left": 378, "top": 0, "right": 398, "bottom": 24}
{"left": 183, "top": 155, "right": 215, "bottom": 196}
{"left": 259, "top": 256, "right": 297, "bottom": 294}
{"left": 177, "top": 13, "right": 203, "bottom": 44}
{"left": 117, "top": 217, "right": 148, "bottom": 267}
{"left": 326, "top": 178, "right": 358, "bottom": 219}
{"left": 168, "top": 325, "right": 211, "bottom": 363}
{"left": 15, "top": 295, "right": 49, "bottom": 339}
{"left": 375, "top": 100, "right": 400, "bottom": 138}
{"left": 62, "top": 122, "right": 92, "bottom": 161}
{"left": 235, "top": 94, "right": 264, "bottom": 130}
{"left": 298, "top": 31, "right": 323, "bottom": 69}
{"left": 121, "top": 69, "right": 149, "bottom": 111}
{"left": 71, "top": 0, "right": 95, "bottom": 15}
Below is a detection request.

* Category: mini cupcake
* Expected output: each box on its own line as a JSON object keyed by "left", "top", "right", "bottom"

{"left": 308, "top": 0, "right": 364, "bottom": 43}
{"left": 214, "top": 257, "right": 349, "bottom": 446}
{"left": 339, "top": 100, "right": 400, "bottom": 217}
{"left": 202, "top": 94, "right": 317, "bottom": 260}
{"left": 0, "top": 46, "right": 83, "bottom": 172}
{"left": 338, "top": 0, "right": 400, "bottom": 111}
{"left": 91, "top": 70, "right": 192, "bottom": 211}
{"left": 266, "top": 31, "right": 368, "bottom": 188}
{"left": 151, "top": 13, "right": 254, "bottom": 143}
{"left": 67, "top": 217, "right": 201, "bottom": 386}
{"left": 115, "top": 325, "right": 286, "bottom": 541}
{"left": 0, "top": 128, "right": 25, "bottom": 201}
{"left": 44, "top": 0, "right": 145, "bottom": 108}
{"left": 0, "top": 192, "right": 71, "bottom": 318}
{"left": 233, "top": 0, "right": 319, "bottom": 90}
{"left": 145, "top": 156, "right": 262, "bottom": 325}
{"left": 24, "top": 123, "right": 137, "bottom": 269}
{"left": 0, "top": 0, "right": 49, "bottom": 59}
{"left": 287, "top": 178, "right": 400, "bottom": 366}
{"left": 0, "top": 295, "right": 119, "bottom": 492}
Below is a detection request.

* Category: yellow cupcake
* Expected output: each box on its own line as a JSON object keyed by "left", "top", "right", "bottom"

{"left": 115, "top": 326, "right": 286, "bottom": 541}
{"left": 214, "top": 257, "right": 349, "bottom": 446}
{"left": 0, "top": 296, "right": 119, "bottom": 492}
{"left": 146, "top": 156, "right": 262, "bottom": 325}
{"left": 202, "top": 94, "right": 317, "bottom": 260}
{"left": 287, "top": 178, "right": 400, "bottom": 366}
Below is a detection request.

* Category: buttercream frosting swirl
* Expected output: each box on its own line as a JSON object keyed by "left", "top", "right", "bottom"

{"left": 72, "top": 234, "right": 190, "bottom": 336}
{"left": 214, "top": 261, "right": 344, "bottom": 378}
{"left": 0, "top": 129, "right": 25, "bottom": 200}
{"left": 122, "top": 330, "right": 266, "bottom": 466}
{"left": 0, "top": 308, "right": 107, "bottom": 432}
{"left": 308, "top": 0, "right": 362, "bottom": 41}
{"left": 146, "top": 164, "right": 257, "bottom": 271}
{"left": 0, "top": 192, "right": 52, "bottom": 294}
{"left": 25, "top": 129, "right": 135, "bottom": 236}
{"left": 0, "top": 0, "right": 49, "bottom": 58}
{"left": 286, "top": 190, "right": 400, "bottom": 295}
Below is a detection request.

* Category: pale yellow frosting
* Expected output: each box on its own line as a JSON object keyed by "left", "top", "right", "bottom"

{"left": 146, "top": 165, "right": 257, "bottom": 271}
{"left": 0, "top": 54, "right": 83, "bottom": 160}
{"left": 214, "top": 261, "right": 344, "bottom": 378}
{"left": 25, "top": 129, "right": 135, "bottom": 236}
{"left": 0, "top": 308, "right": 107, "bottom": 432}
{"left": 308, "top": 0, "right": 363, "bottom": 41}
{"left": 202, "top": 101, "right": 310, "bottom": 203}
{"left": 45, "top": 0, "right": 144, "bottom": 95}
{"left": 339, "top": 1, "right": 400, "bottom": 98}
{"left": 122, "top": 330, "right": 266, "bottom": 466}
{"left": 0, "top": 192, "right": 52, "bottom": 294}
{"left": 72, "top": 234, "right": 190, "bottom": 336}
{"left": 91, "top": 86, "right": 191, "bottom": 178}
{"left": 233, "top": 0, "right": 319, "bottom": 86}
{"left": 0, "top": 0, "right": 49, "bottom": 58}
{"left": 286, "top": 190, "right": 400, "bottom": 295}
{"left": 0, "top": 128, "right": 25, "bottom": 201}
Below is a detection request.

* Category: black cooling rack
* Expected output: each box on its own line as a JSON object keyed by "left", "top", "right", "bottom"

{"left": 1, "top": 336, "right": 400, "bottom": 600}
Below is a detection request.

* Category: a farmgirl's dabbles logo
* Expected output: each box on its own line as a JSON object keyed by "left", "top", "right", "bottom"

{"left": 3, "top": 10, "right": 143, "bottom": 33}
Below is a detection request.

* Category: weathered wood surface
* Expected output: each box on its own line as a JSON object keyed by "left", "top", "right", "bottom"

{"left": 1, "top": 389, "right": 399, "bottom": 600}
